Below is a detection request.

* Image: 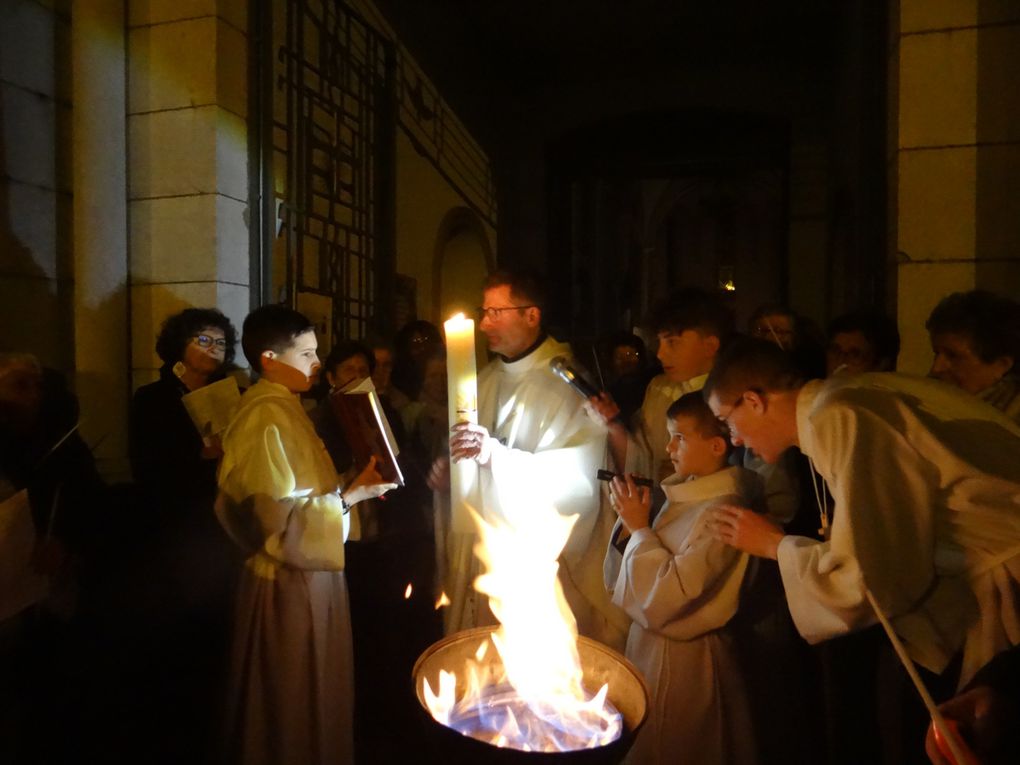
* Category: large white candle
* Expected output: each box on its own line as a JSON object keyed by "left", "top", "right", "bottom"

{"left": 444, "top": 313, "right": 479, "bottom": 533}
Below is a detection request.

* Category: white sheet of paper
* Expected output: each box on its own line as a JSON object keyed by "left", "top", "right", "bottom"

{"left": 181, "top": 376, "right": 241, "bottom": 438}
{"left": 0, "top": 490, "right": 48, "bottom": 621}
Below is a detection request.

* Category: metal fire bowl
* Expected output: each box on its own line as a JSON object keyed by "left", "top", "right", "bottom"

{"left": 412, "top": 626, "right": 649, "bottom": 764}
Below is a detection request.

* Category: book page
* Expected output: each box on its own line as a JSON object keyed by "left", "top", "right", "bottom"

{"left": 181, "top": 377, "right": 241, "bottom": 438}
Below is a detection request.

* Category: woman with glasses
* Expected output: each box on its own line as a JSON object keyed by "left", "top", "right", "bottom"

{"left": 130, "top": 307, "right": 239, "bottom": 490}
{"left": 128, "top": 306, "right": 242, "bottom": 761}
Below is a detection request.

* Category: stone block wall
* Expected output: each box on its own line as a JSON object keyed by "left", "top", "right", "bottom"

{"left": 0, "top": 0, "right": 73, "bottom": 370}
{"left": 894, "top": 0, "right": 1020, "bottom": 374}
{"left": 127, "top": 0, "right": 250, "bottom": 390}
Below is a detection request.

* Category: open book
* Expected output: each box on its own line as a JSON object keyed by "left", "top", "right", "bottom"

{"left": 328, "top": 377, "right": 404, "bottom": 486}
{"left": 181, "top": 376, "right": 241, "bottom": 441}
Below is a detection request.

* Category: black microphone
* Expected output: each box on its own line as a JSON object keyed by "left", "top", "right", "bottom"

{"left": 596, "top": 469, "right": 655, "bottom": 488}
{"left": 549, "top": 356, "right": 600, "bottom": 399}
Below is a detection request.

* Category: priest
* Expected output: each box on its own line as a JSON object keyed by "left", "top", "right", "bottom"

{"left": 430, "top": 270, "right": 628, "bottom": 650}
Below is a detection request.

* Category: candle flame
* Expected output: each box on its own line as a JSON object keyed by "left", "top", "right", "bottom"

{"left": 435, "top": 591, "right": 451, "bottom": 609}
{"left": 404, "top": 583, "right": 413, "bottom": 599}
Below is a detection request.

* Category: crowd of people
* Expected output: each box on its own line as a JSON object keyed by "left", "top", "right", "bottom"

{"left": 1, "top": 274, "right": 1018, "bottom": 765}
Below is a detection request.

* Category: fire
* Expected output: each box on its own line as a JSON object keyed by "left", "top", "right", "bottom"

{"left": 423, "top": 505, "right": 622, "bottom": 751}
{"left": 435, "top": 591, "right": 451, "bottom": 610}
{"left": 404, "top": 583, "right": 413, "bottom": 599}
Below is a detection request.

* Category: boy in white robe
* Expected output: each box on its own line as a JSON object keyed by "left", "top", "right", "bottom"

{"left": 215, "top": 306, "right": 394, "bottom": 765}
{"left": 605, "top": 392, "right": 760, "bottom": 765}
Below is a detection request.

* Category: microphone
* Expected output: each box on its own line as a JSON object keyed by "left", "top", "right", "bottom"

{"left": 596, "top": 469, "right": 655, "bottom": 488}
{"left": 549, "top": 356, "right": 600, "bottom": 400}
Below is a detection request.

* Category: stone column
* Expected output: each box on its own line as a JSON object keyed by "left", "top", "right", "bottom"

{"left": 127, "top": 0, "right": 250, "bottom": 390}
{"left": 71, "top": 0, "right": 130, "bottom": 479}
{"left": 893, "top": 1, "right": 1020, "bottom": 373}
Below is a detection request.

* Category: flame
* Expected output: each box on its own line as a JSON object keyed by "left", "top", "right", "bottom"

{"left": 404, "top": 583, "right": 413, "bottom": 599}
{"left": 435, "top": 591, "right": 451, "bottom": 609}
{"left": 424, "top": 505, "right": 622, "bottom": 751}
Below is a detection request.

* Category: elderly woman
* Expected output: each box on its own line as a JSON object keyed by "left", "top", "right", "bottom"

{"left": 926, "top": 290, "right": 1020, "bottom": 422}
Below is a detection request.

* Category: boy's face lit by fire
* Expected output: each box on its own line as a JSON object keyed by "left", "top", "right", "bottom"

{"left": 262, "top": 329, "right": 321, "bottom": 393}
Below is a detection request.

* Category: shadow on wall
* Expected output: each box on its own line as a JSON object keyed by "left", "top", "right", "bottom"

{"left": 0, "top": 62, "right": 74, "bottom": 369}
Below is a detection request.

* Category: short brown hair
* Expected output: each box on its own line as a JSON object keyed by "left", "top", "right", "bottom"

{"left": 667, "top": 391, "right": 731, "bottom": 449}
{"left": 484, "top": 269, "right": 547, "bottom": 313}
{"left": 703, "top": 337, "right": 804, "bottom": 402}
{"left": 241, "top": 305, "right": 315, "bottom": 373}
{"left": 926, "top": 290, "right": 1020, "bottom": 365}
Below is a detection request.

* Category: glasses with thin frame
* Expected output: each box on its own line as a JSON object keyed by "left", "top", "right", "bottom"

{"left": 718, "top": 393, "right": 746, "bottom": 436}
{"left": 475, "top": 305, "right": 535, "bottom": 321}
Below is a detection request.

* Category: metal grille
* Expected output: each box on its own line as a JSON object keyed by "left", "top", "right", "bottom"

{"left": 271, "top": 0, "right": 395, "bottom": 341}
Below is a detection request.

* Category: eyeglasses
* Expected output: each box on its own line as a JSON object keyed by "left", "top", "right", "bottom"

{"left": 192, "top": 334, "right": 228, "bottom": 350}
{"left": 717, "top": 393, "right": 746, "bottom": 436}
{"left": 475, "top": 305, "right": 535, "bottom": 321}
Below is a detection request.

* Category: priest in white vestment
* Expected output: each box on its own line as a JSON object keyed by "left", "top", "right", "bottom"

{"left": 433, "top": 271, "right": 628, "bottom": 649}
{"left": 706, "top": 338, "right": 1020, "bottom": 688}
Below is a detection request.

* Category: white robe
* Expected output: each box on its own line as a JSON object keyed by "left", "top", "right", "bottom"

{"left": 627, "top": 373, "right": 708, "bottom": 482}
{"left": 216, "top": 379, "right": 353, "bottom": 765}
{"left": 779, "top": 374, "right": 1020, "bottom": 685}
{"left": 439, "top": 336, "right": 629, "bottom": 649}
{"left": 604, "top": 466, "right": 760, "bottom": 765}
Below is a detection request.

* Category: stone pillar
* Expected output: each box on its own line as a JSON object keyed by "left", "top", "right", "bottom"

{"left": 894, "top": 1, "right": 1020, "bottom": 374}
{"left": 127, "top": 0, "right": 250, "bottom": 390}
{"left": 71, "top": 0, "right": 130, "bottom": 479}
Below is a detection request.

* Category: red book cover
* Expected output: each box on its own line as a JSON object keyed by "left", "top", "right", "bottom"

{"left": 328, "top": 378, "right": 404, "bottom": 486}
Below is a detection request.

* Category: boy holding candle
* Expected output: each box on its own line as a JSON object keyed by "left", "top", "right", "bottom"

{"left": 605, "top": 391, "right": 760, "bottom": 765}
{"left": 215, "top": 305, "right": 395, "bottom": 765}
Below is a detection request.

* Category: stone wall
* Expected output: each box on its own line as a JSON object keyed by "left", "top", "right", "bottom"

{"left": 0, "top": 0, "right": 73, "bottom": 371}
{"left": 127, "top": 0, "right": 251, "bottom": 389}
{"left": 894, "top": 0, "right": 1020, "bottom": 373}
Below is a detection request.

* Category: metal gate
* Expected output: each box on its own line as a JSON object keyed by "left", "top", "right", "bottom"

{"left": 261, "top": 0, "right": 396, "bottom": 343}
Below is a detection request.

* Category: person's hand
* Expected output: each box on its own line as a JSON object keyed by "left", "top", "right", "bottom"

{"left": 585, "top": 392, "right": 620, "bottom": 425}
{"left": 449, "top": 422, "right": 493, "bottom": 465}
{"left": 925, "top": 686, "right": 1013, "bottom": 765}
{"left": 609, "top": 474, "right": 652, "bottom": 533}
{"left": 427, "top": 456, "right": 451, "bottom": 492}
{"left": 344, "top": 456, "right": 398, "bottom": 505}
{"left": 709, "top": 504, "right": 785, "bottom": 560}
{"left": 200, "top": 431, "right": 223, "bottom": 460}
